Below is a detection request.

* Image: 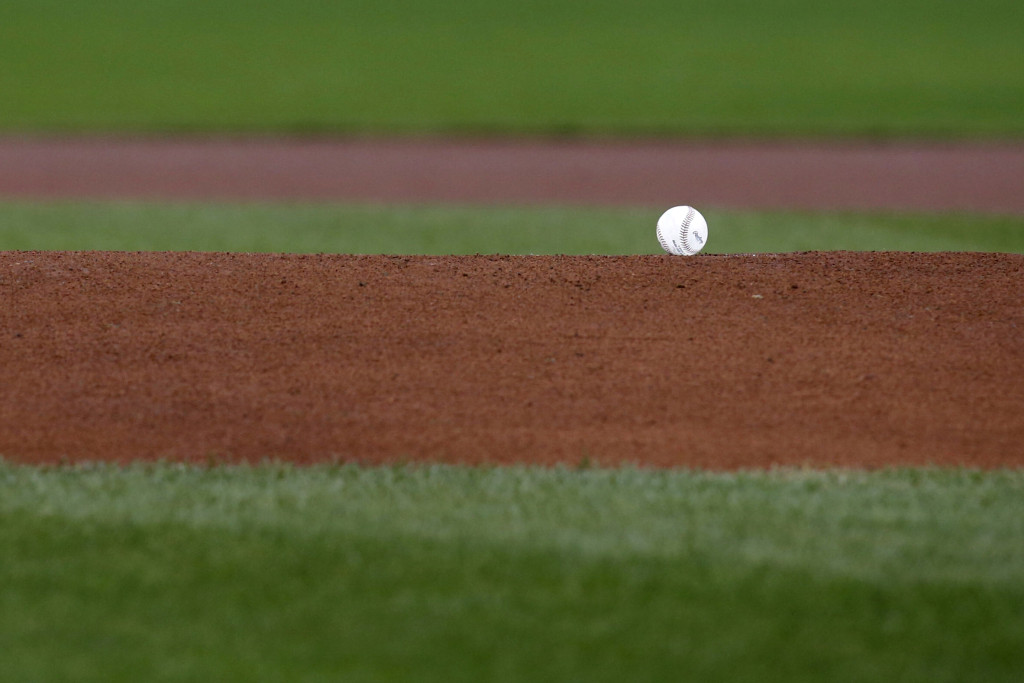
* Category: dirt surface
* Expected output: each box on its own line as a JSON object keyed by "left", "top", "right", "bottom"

{"left": 2, "top": 137, "right": 1023, "bottom": 213}
{"left": 2, "top": 137, "right": 1023, "bottom": 468}
{"left": 2, "top": 250, "right": 1022, "bottom": 468}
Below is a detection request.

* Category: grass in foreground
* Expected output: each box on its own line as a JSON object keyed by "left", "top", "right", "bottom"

{"left": 1, "top": 201, "right": 1023, "bottom": 255}
{"left": 0, "top": 0, "right": 1021, "bottom": 137}
{"left": 1, "top": 462, "right": 1023, "bottom": 682}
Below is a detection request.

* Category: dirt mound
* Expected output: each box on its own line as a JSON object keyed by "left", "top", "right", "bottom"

{"left": 2, "top": 250, "right": 1022, "bottom": 469}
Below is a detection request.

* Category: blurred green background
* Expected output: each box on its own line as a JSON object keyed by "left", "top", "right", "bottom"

{"left": 1, "top": 0, "right": 1022, "bottom": 255}
{"left": 1, "top": 0, "right": 1022, "bottom": 137}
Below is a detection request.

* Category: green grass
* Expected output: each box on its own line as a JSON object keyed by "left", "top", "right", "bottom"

{"left": 0, "top": 0, "right": 1021, "bottom": 137}
{"left": 1, "top": 462, "right": 1022, "bottom": 681}
{"left": 1, "top": 200, "right": 1022, "bottom": 254}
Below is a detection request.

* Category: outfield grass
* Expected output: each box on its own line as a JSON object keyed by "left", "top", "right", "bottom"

{"left": 1, "top": 0, "right": 1021, "bottom": 137}
{"left": 1, "top": 462, "right": 1022, "bottom": 682}
{"left": 2, "top": 201, "right": 1023, "bottom": 255}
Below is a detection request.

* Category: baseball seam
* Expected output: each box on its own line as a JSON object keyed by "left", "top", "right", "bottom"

{"left": 657, "top": 224, "right": 676, "bottom": 254}
{"left": 679, "top": 207, "right": 695, "bottom": 254}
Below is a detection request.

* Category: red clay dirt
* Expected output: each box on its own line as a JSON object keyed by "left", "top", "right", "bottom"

{"left": 2, "top": 250, "right": 1022, "bottom": 469}
{"left": 2, "top": 137, "right": 1023, "bottom": 468}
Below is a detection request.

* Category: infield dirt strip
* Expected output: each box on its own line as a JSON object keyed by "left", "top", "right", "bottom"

{"left": 1, "top": 251, "right": 1022, "bottom": 469}
{"left": 2, "top": 137, "right": 1023, "bottom": 213}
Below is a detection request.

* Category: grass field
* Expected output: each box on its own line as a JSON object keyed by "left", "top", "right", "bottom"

{"left": 2, "top": 201, "right": 1023, "bottom": 255}
{"left": 2, "top": 461, "right": 1022, "bottom": 682}
{"left": 1, "top": 0, "right": 1022, "bottom": 137}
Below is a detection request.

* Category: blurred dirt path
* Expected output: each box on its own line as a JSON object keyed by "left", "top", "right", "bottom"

{"left": 1, "top": 137, "right": 1023, "bottom": 213}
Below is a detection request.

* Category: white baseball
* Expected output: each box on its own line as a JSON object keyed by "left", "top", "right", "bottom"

{"left": 656, "top": 206, "right": 708, "bottom": 256}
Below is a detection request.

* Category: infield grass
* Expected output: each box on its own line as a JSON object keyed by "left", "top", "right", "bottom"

{"left": 1, "top": 201, "right": 1023, "bottom": 255}
{"left": 1, "top": 0, "right": 1021, "bottom": 137}
{"left": 1, "top": 462, "right": 1022, "bottom": 682}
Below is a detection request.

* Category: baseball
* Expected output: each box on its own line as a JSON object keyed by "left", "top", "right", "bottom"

{"left": 656, "top": 206, "right": 708, "bottom": 256}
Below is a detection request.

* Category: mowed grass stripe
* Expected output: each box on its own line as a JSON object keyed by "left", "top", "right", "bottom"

{"left": 1, "top": 201, "right": 1023, "bottom": 254}
{"left": 1, "top": 462, "right": 1023, "bottom": 682}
